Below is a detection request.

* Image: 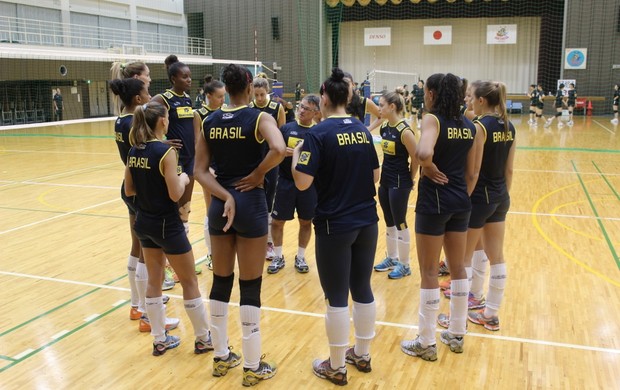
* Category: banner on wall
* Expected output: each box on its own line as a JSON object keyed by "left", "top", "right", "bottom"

{"left": 487, "top": 24, "right": 517, "bottom": 44}
{"left": 564, "top": 48, "right": 587, "bottom": 69}
{"left": 364, "top": 27, "right": 391, "bottom": 46}
{"left": 423, "top": 26, "right": 452, "bottom": 45}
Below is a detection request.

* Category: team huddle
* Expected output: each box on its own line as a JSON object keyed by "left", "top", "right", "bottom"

{"left": 110, "top": 56, "right": 518, "bottom": 386}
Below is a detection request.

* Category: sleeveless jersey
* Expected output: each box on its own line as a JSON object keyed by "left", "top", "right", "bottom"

{"left": 529, "top": 91, "right": 538, "bottom": 106}
{"left": 127, "top": 140, "right": 179, "bottom": 218}
{"left": 158, "top": 89, "right": 195, "bottom": 162}
{"left": 379, "top": 119, "right": 414, "bottom": 189}
{"left": 535, "top": 90, "right": 545, "bottom": 106}
{"left": 614, "top": 90, "right": 620, "bottom": 105}
{"left": 279, "top": 120, "right": 315, "bottom": 180}
{"left": 471, "top": 114, "right": 515, "bottom": 204}
{"left": 114, "top": 114, "right": 133, "bottom": 165}
{"left": 250, "top": 98, "right": 282, "bottom": 123}
{"left": 567, "top": 89, "right": 577, "bottom": 105}
{"left": 555, "top": 90, "right": 564, "bottom": 107}
{"left": 346, "top": 95, "right": 367, "bottom": 121}
{"left": 415, "top": 113, "right": 476, "bottom": 215}
{"left": 202, "top": 106, "right": 265, "bottom": 187}
{"left": 296, "top": 115, "right": 379, "bottom": 235}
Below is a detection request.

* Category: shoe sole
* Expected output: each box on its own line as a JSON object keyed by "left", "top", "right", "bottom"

{"left": 152, "top": 340, "right": 180, "bottom": 356}
{"left": 243, "top": 369, "right": 277, "bottom": 387}
{"left": 213, "top": 360, "right": 241, "bottom": 377}
{"left": 267, "top": 266, "right": 284, "bottom": 274}
{"left": 345, "top": 358, "right": 371, "bottom": 373}
{"left": 373, "top": 267, "right": 395, "bottom": 272}
{"left": 468, "top": 316, "right": 500, "bottom": 331}
{"left": 400, "top": 345, "right": 437, "bottom": 361}
{"left": 388, "top": 272, "right": 410, "bottom": 279}
{"left": 312, "top": 369, "right": 347, "bottom": 386}
{"left": 440, "top": 334, "right": 463, "bottom": 353}
{"left": 295, "top": 267, "right": 309, "bottom": 273}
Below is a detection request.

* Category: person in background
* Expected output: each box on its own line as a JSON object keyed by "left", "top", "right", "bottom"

{"left": 53, "top": 88, "right": 63, "bottom": 121}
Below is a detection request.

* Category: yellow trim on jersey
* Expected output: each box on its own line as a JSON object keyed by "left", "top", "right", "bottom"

{"left": 296, "top": 119, "right": 315, "bottom": 128}
{"left": 119, "top": 113, "right": 134, "bottom": 118}
{"left": 158, "top": 144, "right": 178, "bottom": 177}
{"left": 167, "top": 89, "right": 189, "bottom": 98}
{"left": 400, "top": 126, "right": 414, "bottom": 144}
{"left": 426, "top": 113, "right": 441, "bottom": 144}
{"left": 157, "top": 93, "right": 171, "bottom": 110}
{"left": 255, "top": 112, "right": 266, "bottom": 144}
{"left": 362, "top": 96, "right": 368, "bottom": 115}
{"left": 221, "top": 105, "right": 248, "bottom": 112}
{"left": 252, "top": 98, "right": 269, "bottom": 109}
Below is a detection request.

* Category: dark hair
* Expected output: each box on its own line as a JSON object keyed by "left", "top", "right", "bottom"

{"left": 382, "top": 91, "right": 405, "bottom": 116}
{"left": 530, "top": 84, "right": 536, "bottom": 89}
{"left": 110, "top": 61, "right": 147, "bottom": 80}
{"left": 109, "top": 78, "right": 145, "bottom": 108}
{"left": 303, "top": 94, "right": 320, "bottom": 110}
{"left": 221, "top": 64, "right": 253, "bottom": 96}
{"left": 558, "top": 83, "right": 565, "bottom": 89}
{"left": 164, "top": 54, "right": 189, "bottom": 83}
{"left": 474, "top": 81, "right": 509, "bottom": 139}
{"left": 130, "top": 102, "right": 167, "bottom": 146}
{"left": 320, "top": 67, "right": 350, "bottom": 107}
{"left": 204, "top": 75, "right": 224, "bottom": 95}
{"left": 426, "top": 73, "right": 463, "bottom": 121}
{"left": 569, "top": 83, "right": 575, "bottom": 88}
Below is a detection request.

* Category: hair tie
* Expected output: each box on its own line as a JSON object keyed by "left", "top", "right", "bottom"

{"left": 142, "top": 103, "right": 148, "bottom": 110}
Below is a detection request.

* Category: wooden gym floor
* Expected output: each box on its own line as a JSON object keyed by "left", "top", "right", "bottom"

{"left": 0, "top": 115, "right": 619, "bottom": 389}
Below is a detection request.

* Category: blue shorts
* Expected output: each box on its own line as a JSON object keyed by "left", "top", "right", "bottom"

{"left": 264, "top": 166, "right": 278, "bottom": 212}
{"left": 209, "top": 187, "right": 268, "bottom": 238}
{"left": 536, "top": 103, "right": 544, "bottom": 110}
{"left": 134, "top": 213, "right": 192, "bottom": 255}
{"left": 271, "top": 177, "right": 317, "bottom": 221}
{"left": 179, "top": 156, "right": 195, "bottom": 176}
{"left": 120, "top": 182, "right": 137, "bottom": 216}
{"left": 468, "top": 199, "right": 510, "bottom": 229}
{"left": 415, "top": 210, "right": 471, "bottom": 236}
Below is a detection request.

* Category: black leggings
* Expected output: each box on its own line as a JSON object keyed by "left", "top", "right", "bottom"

{"left": 315, "top": 223, "right": 378, "bottom": 307}
{"left": 378, "top": 185, "right": 411, "bottom": 229}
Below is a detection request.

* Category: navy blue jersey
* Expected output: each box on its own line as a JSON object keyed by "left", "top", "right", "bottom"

{"left": 295, "top": 115, "right": 379, "bottom": 235}
{"left": 379, "top": 119, "right": 414, "bottom": 189}
{"left": 279, "top": 120, "right": 314, "bottom": 180}
{"left": 412, "top": 87, "right": 424, "bottom": 108}
{"left": 555, "top": 90, "right": 564, "bottom": 107}
{"left": 567, "top": 89, "right": 577, "bottom": 105}
{"left": 195, "top": 105, "right": 218, "bottom": 123}
{"left": 250, "top": 98, "right": 282, "bottom": 123}
{"left": 529, "top": 91, "right": 538, "bottom": 106}
{"left": 614, "top": 90, "right": 620, "bottom": 105}
{"left": 471, "top": 114, "right": 515, "bottom": 204}
{"left": 416, "top": 113, "right": 476, "bottom": 215}
{"left": 535, "top": 90, "right": 545, "bottom": 106}
{"left": 202, "top": 106, "right": 265, "bottom": 187}
{"left": 158, "top": 90, "right": 195, "bottom": 162}
{"left": 127, "top": 140, "right": 179, "bottom": 218}
{"left": 346, "top": 95, "right": 368, "bottom": 121}
{"left": 114, "top": 114, "right": 133, "bottom": 165}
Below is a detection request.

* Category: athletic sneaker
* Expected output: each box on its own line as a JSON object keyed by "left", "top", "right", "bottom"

{"left": 468, "top": 294, "right": 486, "bottom": 309}
{"left": 312, "top": 358, "right": 347, "bottom": 386}
{"left": 130, "top": 306, "right": 141, "bottom": 320}
{"left": 267, "top": 256, "right": 285, "bottom": 274}
{"left": 437, "top": 313, "right": 450, "bottom": 329}
{"left": 242, "top": 359, "right": 277, "bottom": 387}
{"left": 439, "top": 279, "right": 451, "bottom": 291}
{"left": 206, "top": 254, "right": 213, "bottom": 271}
{"left": 388, "top": 262, "right": 411, "bottom": 279}
{"left": 138, "top": 315, "right": 180, "bottom": 333}
{"left": 611, "top": 118, "right": 619, "bottom": 125}
{"left": 438, "top": 260, "right": 450, "bottom": 276}
{"left": 440, "top": 330, "right": 464, "bottom": 353}
{"left": 266, "top": 242, "right": 276, "bottom": 261}
{"left": 152, "top": 332, "right": 180, "bottom": 356}
{"left": 213, "top": 348, "right": 241, "bottom": 377}
{"left": 162, "top": 295, "right": 170, "bottom": 304}
{"left": 400, "top": 337, "right": 437, "bottom": 361}
{"left": 527, "top": 119, "right": 535, "bottom": 125}
{"left": 468, "top": 309, "right": 500, "bottom": 331}
{"left": 162, "top": 277, "right": 175, "bottom": 291}
{"left": 567, "top": 120, "right": 574, "bottom": 126}
{"left": 165, "top": 265, "right": 179, "bottom": 283}
{"left": 544, "top": 120, "right": 551, "bottom": 128}
{"left": 558, "top": 122, "right": 564, "bottom": 128}
{"left": 345, "top": 347, "right": 371, "bottom": 373}
{"left": 294, "top": 256, "right": 309, "bottom": 273}
{"left": 195, "top": 264, "right": 203, "bottom": 275}
{"left": 194, "top": 333, "right": 214, "bottom": 354}
{"left": 373, "top": 257, "right": 398, "bottom": 272}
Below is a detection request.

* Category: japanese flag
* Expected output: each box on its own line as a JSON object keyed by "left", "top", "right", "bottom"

{"left": 424, "top": 26, "right": 452, "bottom": 45}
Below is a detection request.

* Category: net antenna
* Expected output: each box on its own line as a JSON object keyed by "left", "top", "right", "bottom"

{"left": 368, "top": 69, "right": 419, "bottom": 94}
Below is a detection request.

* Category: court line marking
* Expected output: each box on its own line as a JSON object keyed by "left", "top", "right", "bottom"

{"left": 514, "top": 168, "right": 620, "bottom": 176}
{"left": 12, "top": 349, "right": 33, "bottom": 360}
{"left": 0, "top": 269, "right": 618, "bottom": 355}
{"left": 0, "top": 116, "right": 114, "bottom": 132}
{"left": 592, "top": 120, "right": 616, "bottom": 135}
{"left": 549, "top": 200, "right": 620, "bottom": 244}
{"left": 83, "top": 314, "right": 99, "bottom": 322}
{"left": 1, "top": 149, "right": 116, "bottom": 155}
{"left": 50, "top": 330, "right": 69, "bottom": 340}
{"left": 0, "top": 198, "right": 119, "bottom": 236}
{"left": 571, "top": 160, "right": 620, "bottom": 269}
{"left": 592, "top": 161, "right": 620, "bottom": 201}
{"left": 0, "top": 356, "right": 16, "bottom": 362}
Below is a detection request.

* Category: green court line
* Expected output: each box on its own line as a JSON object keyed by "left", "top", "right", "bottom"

{"left": 571, "top": 160, "right": 620, "bottom": 269}
{"left": 592, "top": 161, "right": 620, "bottom": 201}
{"left": 0, "top": 299, "right": 128, "bottom": 373}
{"left": 0, "top": 356, "right": 16, "bottom": 362}
{"left": 0, "top": 133, "right": 112, "bottom": 139}
{"left": 517, "top": 146, "right": 620, "bottom": 154}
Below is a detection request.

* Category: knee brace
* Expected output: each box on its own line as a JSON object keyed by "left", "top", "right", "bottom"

{"left": 179, "top": 201, "right": 191, "bottom": 222}
{"left": 209, "top": 273, "right": 234, "bottom": 302}
{"left": 239, "top": 276, "right": 262, "bottom": 308}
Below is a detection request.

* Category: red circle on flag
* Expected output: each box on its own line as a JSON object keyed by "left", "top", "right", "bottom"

{"left": 433, "top": 30, "right": 442, "bottom": 40}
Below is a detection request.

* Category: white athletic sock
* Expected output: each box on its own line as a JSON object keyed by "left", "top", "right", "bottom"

{"left": 135, "top": 262, "right": 148, "bottom": 313}
{"left": 297, "top": 247, "right": 306, "bottom": 259}
{"left": 448, "top": 279, "right": 469, "bottom": 336}
{"left": 470, "top": 250, "right": 489, "bottom": 299}
{"left": 184, "top": 297, "right": 209, "bottom": 339}
{"left": 267, "top": 215, "right": 273, "bottom": 243}
{"left": 274, "top": 246, "right": 283, "bottom": 258}
{"left": 465, "top": 266, "right": 473, "bottom": 290}
{"left": 352, "top": 301, "right": 376, "bottom": 357}
{"left": 397, "top": 228, "right": 410, "bottom": 266}
{"left": 240, "top": 305, "right": 261, "bottom": 370}
{"left": 386, "top": 226, "right": 398, "bottom": 259}
{"left": 204, "top": 216, "right": 211, "bottom": 255}
{"left": 127, "top": 255, "right": 139, "bottom": 306}
{"left": 418, "top": 289, "right": 440, "bottom": 347}
{"left": 485, "top": 263, "right": 507, "bottom": 317}
{"left": 183, "top": 222, "right": 190, "bottom": 235}
{"left": 145, "top": 296, "right": 166, "bottom": 342}
{"left": 325, "top": 305, "right": 349, "bottom": 369}
{"left": 210, "top": 300, "right": 230, "bottom": 358}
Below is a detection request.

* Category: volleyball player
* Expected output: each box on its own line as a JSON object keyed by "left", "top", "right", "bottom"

{"left": 613, "top": 84, "right": 619, "bottom": 125}
{"left": 373, "top": 91, "right": 418, "bottom": 280}
{"left": 535, "top": 83, "right": 546, "bottom": 126}
{"left": 195, "top": 64, "right": 284, "bottom": 386}
{"left": 250, "top": 77, "right": 285, "bottom": 261}
{"left": 460, "top": 81, "right": 516, "bottom": 332}
{"left": 566, "top": 83, "right": 577, "bottom": 126}
{"left": 544, "top": 83, "right": 565, "bottom": 128}
{"left": 293, "top": 68, "right": 379, "bottom": 386}
{"left": 110, "top": 61, "right": 152, "bottom": 114}
{"left": 401, "top": 73, "right": 482, "bottom": 360}
{"left": 343, "top": 72, "right": 382, "bottom": 132}
{"left": 268, "top": 95, "right": 320, "bottom": 274}
{"left": 527, "top": 84, "right": 537, "bottom": 125}
{"left": 124, "top": 101, "right": 212, "bottom": 356}
{"left": 194, "top": 75, "right": 226, "bottom": 271}
{"left": 411, "top": 80, "right": 425, "bottom": 129}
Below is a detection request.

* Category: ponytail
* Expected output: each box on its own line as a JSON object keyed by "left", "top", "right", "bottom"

{"left": 130, "top": 102, "right": 167, "bottom": 146}
{"left": 474, "top": 80, "right": 510, "bottom": 141}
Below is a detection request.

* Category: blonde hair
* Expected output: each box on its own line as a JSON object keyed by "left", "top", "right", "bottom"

{"left": 474, "top": 81, "right": 510, "bottom": 139}
{"left": 130, "top": 102, "right": 167, "bottom": 146}
{"left": 253, "top": 77, "right": 270, "bottom": 91}
{"left": 382, "top": 90, "right": 405, "bottom": 116}
{"left": 110, "top": 61, "right": 147, "bottom": 80}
